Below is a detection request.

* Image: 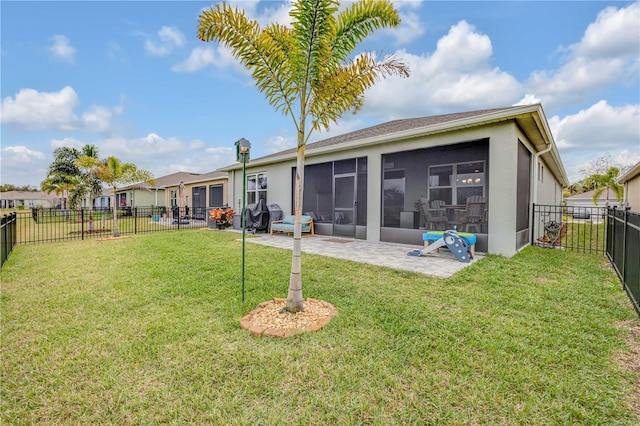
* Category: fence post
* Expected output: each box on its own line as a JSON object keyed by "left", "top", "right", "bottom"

{"left": 611, "top": 206, "right": 618, "bottom": 284}
{"left": 531, "top": 203, "right": 536, "bottom": 246}
{"left": 81, "top": 208, "right": 85, "bottom": 240}
{"left": 1, "top": 215, "right": 6, "bottom": 267}
{"left": 622, "top": 206, "right": 629, "bottom": 287}
{"left": 134, "top": 207, "right": 138, "bottom": 234}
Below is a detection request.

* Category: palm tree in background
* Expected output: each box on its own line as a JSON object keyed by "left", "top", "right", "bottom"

{"left": 77, "top": 156, "right": 155, "bottom": 237}
{"left": 586, "top": 167, "right": 624, "bottom": 207}
{"left": 198, "top": 0, "right": 409, "bottom": 312}
{"left": 41, "top": 145, "right": 103, "bottom": 210}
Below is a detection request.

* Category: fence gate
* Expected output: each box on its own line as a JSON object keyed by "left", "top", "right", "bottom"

{"left": 532, "top": 204, "right": 607, "bottom": 254}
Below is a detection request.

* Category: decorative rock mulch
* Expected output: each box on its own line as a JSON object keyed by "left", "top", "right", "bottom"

{"left": 240, "top": 298, "right": 338, "bottom": 338}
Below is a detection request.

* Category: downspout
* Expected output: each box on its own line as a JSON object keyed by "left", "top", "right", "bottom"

{"left": 530, "top": 142, "right": 553, "bottom": 247}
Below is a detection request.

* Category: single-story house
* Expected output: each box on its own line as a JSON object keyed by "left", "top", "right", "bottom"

{"left": 0, "top": 191, "right": 60, "bottom": 209}
{"left": 115, "top": 171, "right": 202, "bottom": 208}
{"left": 565, "top": 189, "right": 622, "bottom": 209}
{"left": 163, "top": 170, "right": 229, "bottom": 219}
{"left": 90, "top": 187, "right": 113, "bottom": 210}
{"left": 220, "top": 104, "right": 568, "bottom": 257}
{"left": 617, "top": 161, "right": 640, "bottom": 211}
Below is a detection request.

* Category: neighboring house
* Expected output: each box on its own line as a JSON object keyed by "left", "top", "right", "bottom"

{"left": 565, "top": 189, "right": 621, "bottom": 209}
{"left": 0, "top": 191, "right": 60, "bottom": 209}
{"left": 163, "top": 170, "right": 229, "bottom": 213}
{"left": 617, "top": 161, "right": 640, "bottom": 211}
{"left": 92, "top": 187, "right": 113, "bottom": 209}
{"left": 115, "top": 172, "right": 202, "bottom": 208}
{"left": 220, "top": 104, "right": 568, "bottom": 257}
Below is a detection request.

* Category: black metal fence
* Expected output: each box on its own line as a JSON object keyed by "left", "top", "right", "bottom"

{"left": 532, "top": 204, "right": 608, "bottom": 254}
{"left": 606, "top": 207, "right": 640, "bottom": 315}
{"left": 1, "top": 212, "right": 17, "bottom": 269}
{"left": 11, "top": 207, "right": 214, "bottom": 244}
{"left": 533, "top": 204, "right": 640, "bottom": 315}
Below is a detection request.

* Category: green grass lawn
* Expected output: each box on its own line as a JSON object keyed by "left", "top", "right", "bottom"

{"left": 1, "top": 230, "right": 638, "bottom": 424}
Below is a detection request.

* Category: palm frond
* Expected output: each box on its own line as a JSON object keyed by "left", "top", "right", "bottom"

{"left": 333, "top": 0, "right": 400, "bottom": 59}
{"left": 309, "top": 53, "right": 409, "bottom": 134}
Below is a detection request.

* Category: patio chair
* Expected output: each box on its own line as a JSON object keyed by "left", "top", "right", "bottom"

{"left": 449, "top": 195, "right": 486, "bottom": 233}
{"left": 419, "top": 197, "right": 448, "bottom": 230}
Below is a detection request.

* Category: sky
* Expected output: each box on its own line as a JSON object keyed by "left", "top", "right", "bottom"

{"left": 1, "top": 0, "right": 639, "bottom": 188}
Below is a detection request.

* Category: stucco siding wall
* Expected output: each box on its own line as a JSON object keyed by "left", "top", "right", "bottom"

{"left": 487, "top": 123, "right": 520, "bottom": 257}
{"left": 624, "top": 176, "right": 640, "bottom": 211}
{"left": 132, "top": 191, "right": 156, "bottom": 207}
{"left": 536, "top": 157, "right": 561, "bottom": 205}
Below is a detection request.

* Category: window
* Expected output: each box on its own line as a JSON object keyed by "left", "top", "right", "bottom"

{"left": 428, "top": 161, "right": 484, "bottom": 205}
{"left": 170, "top": 190, "right": 177, "bottom": 207}
{"left": 247, "top": 173, "right": 267, "bottom": 205}
{"left": 209, "top": 184, "right": 223, "bottom": 207}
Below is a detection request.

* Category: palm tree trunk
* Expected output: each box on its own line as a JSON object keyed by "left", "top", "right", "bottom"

{"left": 286, "top": 130, "right": 306, "bottom": 313}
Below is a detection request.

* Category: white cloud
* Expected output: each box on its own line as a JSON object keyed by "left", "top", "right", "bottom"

{"left": 363, "top": 21, "right": 521, "bottom": 118}
{"left": 49, "top": 34, "right": 76, "bottom": 63}
{"left": 1, "top": 146, "right": 45, "bottom": 164}
{"left": 515, "top": 94, "right": 542, "bottom": 106}
{"left": 0, "top": 146, "right": 48, "bottom": 186}
{"left": 550, "top": 101, "right": 640, "bottom": 151}
{"left": 173, "top": 45, "right": 249, "bottom": 74}
{"left": 145, "top": 26, "right": 186, "bottom": 56}
{"left": 264, "top": 135, "right": 296, "bottom": 153}
{"left": 1, "top": 86, "right": 121, "bottom": 133}
{"left": 389, "top": 10, "right": 425, "bottom": 45}
{"left": 249, "top": 0, "right": 293, "bottom": 27}
{"left": 575, "top": 2, "right": 640, "bottom": 59}
{"left": 172, "top": 46, "right": 217, "bottom": 72}
{"left": 82, "top": 106, "right": 118, "bottom": 132}
{"left": 550, "top": 101, "right": 640, "bottom": 182}
{"left": 51, "top": 137, "right": 85, "bottom": 150}
{"left": 525, "top": 2, "right": 639, "bottom": 110}
{"left": 1, "top": 86, "right": 79, "bottom": 130}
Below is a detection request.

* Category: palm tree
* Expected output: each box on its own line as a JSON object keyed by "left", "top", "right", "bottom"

{"left": 198, "top": 0, "right": 409, "bottom": 312}
{"left": 42, "top": 145, "right": 103, "bottom": 210}
{"left": 587, "top": 167, "right": 624, "bottom": 207}
{"left": 40, "top": 176, "right": 70, "bottom": 209}
{"left": 74, "top": 144, "right": 103, "bottom": 210}
{"left": 77, "top": 156, "right": 155, "bottom": 237}
{"left": 42, "top": 147, "right": 82, "bottom": 209}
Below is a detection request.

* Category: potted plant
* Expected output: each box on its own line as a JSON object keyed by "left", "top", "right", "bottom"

{"left": 210, "top": 207, "right": 236, "bottom": 229}
{"left": 151, "top": 205, "right": 162, "bottom": 222}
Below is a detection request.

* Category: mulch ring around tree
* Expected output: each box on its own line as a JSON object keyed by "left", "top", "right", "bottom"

{"left": 240, "top": 298, "right": 338, "bottom": 338}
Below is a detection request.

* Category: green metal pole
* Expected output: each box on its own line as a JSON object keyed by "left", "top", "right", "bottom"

{"left": 241, "top": 152, "right": 247, "bottom": 303}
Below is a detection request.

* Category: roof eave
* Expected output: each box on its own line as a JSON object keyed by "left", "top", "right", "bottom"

{"left": 221, "top": 104, "right": 570, "bottom": 187}
{"left": 617, "top": 161, "right": 640, "bottom": 183}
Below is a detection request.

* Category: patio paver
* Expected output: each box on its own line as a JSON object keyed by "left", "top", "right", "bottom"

{"left": 242, "top": 233, "right": 481, "bottom": 278}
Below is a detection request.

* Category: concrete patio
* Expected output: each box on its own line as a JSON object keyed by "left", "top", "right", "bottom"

{"left": 242, "top": 233, "right": 482, "bottom": 278}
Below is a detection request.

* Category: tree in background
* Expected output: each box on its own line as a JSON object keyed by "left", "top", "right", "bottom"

{"left": 72, "top": 144, "right": 103, "bottom": 209}
{"left": 584, "top": 167, "right": 624, "bottom": 207}
{"left": 41, "top": 145, "right": 103, "bottom": 210}
{"left": 77, "top": 156, "right": 155, "bottom": 237}
{"left": 572, "top": 155, "right": 624, "bottom": 206}
{"left": 41, "top": 147, "right": 81, "bottom": 209}
{"left": 0, "top": 184, "right": 38, "bottom": 192}
{"left": 198, "top": 0, "right": 409, "bottom": 312}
